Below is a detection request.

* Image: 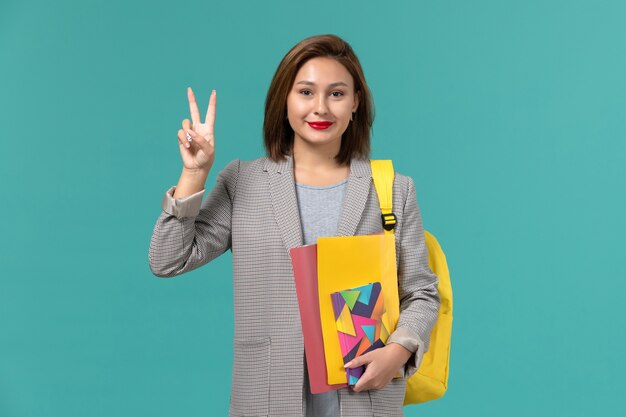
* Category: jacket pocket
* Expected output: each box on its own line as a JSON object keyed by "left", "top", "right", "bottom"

{"left": 369, "top": 376, "right": 407, "bottom": 416}
{"left": 230, "top": 336, "right": 271, "bottom": 416}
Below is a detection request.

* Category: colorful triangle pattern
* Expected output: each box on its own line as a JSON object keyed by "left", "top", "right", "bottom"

{"left": 336, "top": 304, "right": 356, "bottom": 337}
{"left": 330, "top": 281, "right": 387, "bottom": 386}
{"left": 340, "top": 290, "right": 360, "bottom": 310}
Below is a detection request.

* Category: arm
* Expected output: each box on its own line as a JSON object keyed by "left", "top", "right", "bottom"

{"left": 386, "top": 176, "right": 441, "bottom": 378}
{"left": 148, "top": 159, "right": 240, "bottom": 277}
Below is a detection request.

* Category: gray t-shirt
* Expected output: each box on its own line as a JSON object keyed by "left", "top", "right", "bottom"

{"left": 295, "top": 178, "right": 348, "bottom": 417}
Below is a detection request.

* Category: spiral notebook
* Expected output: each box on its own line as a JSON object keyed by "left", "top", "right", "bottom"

{"left": 330, "top": 282, "right": 390, "bottom": 386}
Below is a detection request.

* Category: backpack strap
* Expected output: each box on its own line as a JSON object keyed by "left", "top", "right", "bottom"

{"left": 370, "top": 160, "right": 396, "bottom": 234}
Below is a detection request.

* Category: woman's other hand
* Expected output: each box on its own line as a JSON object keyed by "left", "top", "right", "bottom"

{"left": 345, "top": 343, "right": 412, "bottom": 392}
{"left": 177, "top": 87, "right": 216, "bottom": 173}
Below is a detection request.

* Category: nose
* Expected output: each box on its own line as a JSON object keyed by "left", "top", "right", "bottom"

{"left": 314, "top": 94, "right": 328, "bottom": 116}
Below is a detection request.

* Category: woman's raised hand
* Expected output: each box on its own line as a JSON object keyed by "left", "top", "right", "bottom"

{"left": 177, "top": 87, "right": 216, "bottom": 173}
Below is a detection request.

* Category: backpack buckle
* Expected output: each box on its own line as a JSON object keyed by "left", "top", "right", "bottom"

{"left": 381, "top": 213, "right": 397, "bottom": 231}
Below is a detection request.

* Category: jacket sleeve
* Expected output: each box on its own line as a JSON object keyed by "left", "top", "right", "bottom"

{"left": 148, "top": 160, "right": 240, "bottom": 277}
{"left": 386, "top": 176, "right": 441, "bottom": 378}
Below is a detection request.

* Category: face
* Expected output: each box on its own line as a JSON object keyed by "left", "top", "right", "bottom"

{"left": 286, "top": 57, "right": 359, "bottom": 151}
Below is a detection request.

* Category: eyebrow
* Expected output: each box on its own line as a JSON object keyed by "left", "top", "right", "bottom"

{"left": 295, "top": 80, "right": 350, "bottom": 88}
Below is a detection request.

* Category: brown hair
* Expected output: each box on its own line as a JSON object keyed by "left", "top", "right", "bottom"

{"left": 263, "top": 34, "right": 374, "bottom": 164}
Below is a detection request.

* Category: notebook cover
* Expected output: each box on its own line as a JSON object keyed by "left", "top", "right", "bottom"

{"left": 331, "top": 282, "right": 389, "bottom": 386}
{"left": 290, "top": 244, "right": 348, "bottom": 394}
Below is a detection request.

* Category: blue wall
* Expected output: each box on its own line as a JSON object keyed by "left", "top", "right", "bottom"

{"left": 1, "top": 0, "right": 624, "bottom": 415}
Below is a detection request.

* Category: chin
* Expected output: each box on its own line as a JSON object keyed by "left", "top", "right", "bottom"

{"left": 297, "top": 135, "right": 341, "bottom": 147}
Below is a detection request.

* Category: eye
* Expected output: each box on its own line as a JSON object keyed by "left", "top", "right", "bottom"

{"left": 299, "top": 89, "right": 313, "bottom": 96}
{"left": 330, "top": 91, "right": 344, "bottom": 97}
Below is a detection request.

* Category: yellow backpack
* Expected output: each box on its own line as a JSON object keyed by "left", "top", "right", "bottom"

{"left": 370, "top": 160, "right": 453, "bottom": 405}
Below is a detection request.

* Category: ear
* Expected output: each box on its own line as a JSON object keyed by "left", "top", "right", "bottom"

{"left": 352, "top": 90, "right": 361, "bottom": 113}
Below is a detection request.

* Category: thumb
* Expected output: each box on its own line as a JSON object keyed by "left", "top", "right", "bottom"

{"left": 185, "top": 129, "right": 214, "bottom": 153}
{"left": 345, "top": 352, "right": 373, "bottom": 369}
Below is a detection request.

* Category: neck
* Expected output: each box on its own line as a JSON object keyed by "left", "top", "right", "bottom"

{"left": 292, "top": 137, "right": 345, "bottom": 172}
{"left": 291, "top": 136, "right": 350, "bottom": 186}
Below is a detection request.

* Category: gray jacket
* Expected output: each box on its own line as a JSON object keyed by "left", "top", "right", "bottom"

{"left": 148, "top": 155, "right": 440, "bottom": 417}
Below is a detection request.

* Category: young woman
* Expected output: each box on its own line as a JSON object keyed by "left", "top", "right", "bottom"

{"left": 149, "top": 34, "right": 440, "bottom": 417}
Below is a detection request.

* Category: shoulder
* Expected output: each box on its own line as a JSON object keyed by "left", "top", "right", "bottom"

{"left": 393, "top": 171, "right": 412, "bottom": 189}
{"left": 363, "top": 159, "right": 416, "bottom": 200}
{"left": 217, "top": 156, "right": 267, "bottom": 179}
{"left": 215, "top": 156, "right": 270, "bottom": 197}
{"left": 213, "top": 157, "right": 267, "bottom": 200}
{"left": 392, "top": 171, "right": 417, "bottom": 200}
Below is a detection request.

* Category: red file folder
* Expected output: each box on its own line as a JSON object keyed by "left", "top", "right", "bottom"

{"left": 290, "top": 244, "right": 348, "bottom": 394}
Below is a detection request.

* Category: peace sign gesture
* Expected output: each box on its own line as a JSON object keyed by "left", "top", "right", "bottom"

{"left": 177, "top": 87, "right": 216, "bottom": 173}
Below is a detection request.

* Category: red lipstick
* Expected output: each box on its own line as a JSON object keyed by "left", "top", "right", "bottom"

{"left": 307, "top": 121, "right": 333, "bottom": 130}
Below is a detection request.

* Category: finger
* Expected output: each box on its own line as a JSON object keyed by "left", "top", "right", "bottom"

{"left": 187, "top": 87, "right": 201, "bottom": 126}
{"left": 182, "top": 119, "right": 192, "bottom": 132}
{"left": 352, "top": 371, "right": 373, "bottom": 392}
{"left": 186, "top": 128, "right": 214, "bottom": 154}
{"left": 204, "top": 89, "right": 216, "bottom": 134}
{"left": 178, "top": 129, "right": 191, "bottom": 149}
{"left": 178, "top": 136, "right": 189, "bottom": 152}
{"left": 345, "top": 353, "right": 370, "bottom": 369}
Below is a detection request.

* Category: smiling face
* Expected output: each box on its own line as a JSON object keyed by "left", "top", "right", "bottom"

{"left": 286, "top": 57, "right": 360, "bottom": 153}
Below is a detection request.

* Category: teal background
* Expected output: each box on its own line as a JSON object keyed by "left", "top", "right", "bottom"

{"left": 1, "top": 0, "right": 625, "bottom": 415}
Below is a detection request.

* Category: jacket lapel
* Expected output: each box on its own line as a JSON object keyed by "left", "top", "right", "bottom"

{"left": 264, "top": 155, "right": 373, "bottom": 250}
{"left": 264, "top": 155, "right": 304, "bottom": 251}
{"left": 336, "top": 158, "right": 372, "bottom": 237}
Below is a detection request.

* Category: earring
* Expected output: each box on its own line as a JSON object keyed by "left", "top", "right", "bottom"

{"left": 351, "top": 112, "right": 355, "bottom": 121}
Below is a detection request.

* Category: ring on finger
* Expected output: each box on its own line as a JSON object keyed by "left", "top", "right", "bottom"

{"left": 185, "top": 131, "right": 192, "bottom": 142}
